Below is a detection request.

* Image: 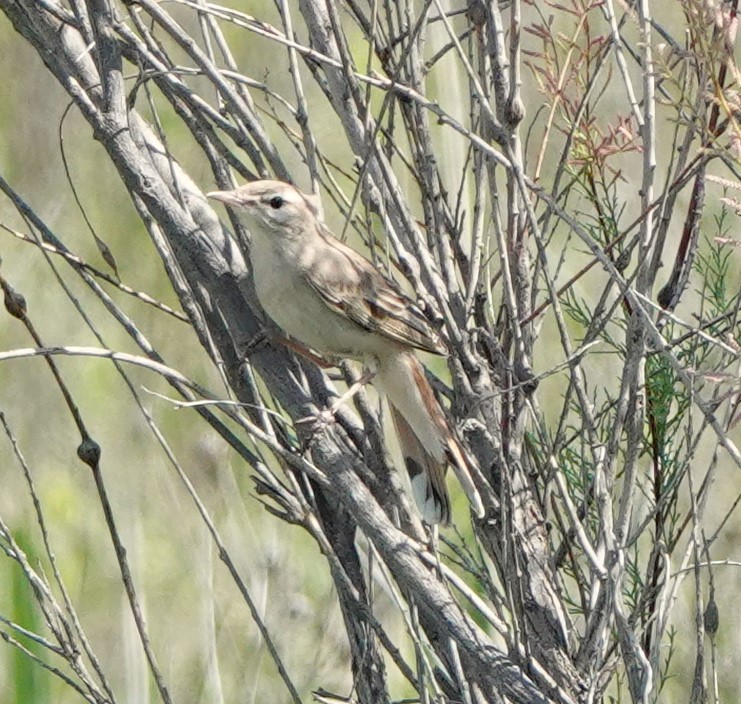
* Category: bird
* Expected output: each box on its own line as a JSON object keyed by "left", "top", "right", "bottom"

{"left": 207, "top": 180, "right": 484, "bottom": 525}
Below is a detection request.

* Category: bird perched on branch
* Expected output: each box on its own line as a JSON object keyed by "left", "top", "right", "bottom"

{"left": 208, "top": 180, "right": 484, "bottom": 525}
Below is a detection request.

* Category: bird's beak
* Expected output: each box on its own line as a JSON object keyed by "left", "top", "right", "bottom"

{"left": 207, "top": 189, "right": 245, "bottom": 207}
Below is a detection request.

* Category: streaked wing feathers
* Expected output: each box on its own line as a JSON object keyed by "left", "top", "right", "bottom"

{"left": 303, "top": 230, "right": 445, "bottom": 355}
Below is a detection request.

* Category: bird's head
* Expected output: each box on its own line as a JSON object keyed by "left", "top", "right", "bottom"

{"left": 207, "top": 180, "right": 322, "bottom": 239}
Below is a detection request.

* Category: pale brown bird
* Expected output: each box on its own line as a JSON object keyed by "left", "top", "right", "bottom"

{"left": 207, "top": 180, "right": 484, "bottom": 524}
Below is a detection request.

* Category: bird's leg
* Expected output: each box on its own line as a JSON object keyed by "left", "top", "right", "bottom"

{"left": 243, "top": 328, "right": 334, "bottom": 369}
{"left": 296, "top": 364, "right": 378, "bottom": 430}
{"left": 243, "top": 328, "right": 269, "bottom": 356}
{"left": 281, "top": 337, "right": 335, "bottom": 369}
{"left": 327, "top": 365, "right": 377, "bottom": 415}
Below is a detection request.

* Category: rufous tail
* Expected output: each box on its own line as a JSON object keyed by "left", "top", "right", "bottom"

{"left": 377, "top": 350, "right": 485, "bottom": 524}
{"left": 389, "top": 404, "right": 451, "bottom": 525}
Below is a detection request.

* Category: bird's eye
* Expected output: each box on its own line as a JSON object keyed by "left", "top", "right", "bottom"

{"left": 268, "top": 195, "right": 284, "bottom": 210}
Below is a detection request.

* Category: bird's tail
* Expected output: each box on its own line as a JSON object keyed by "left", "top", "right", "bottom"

{"left": 389, "top": 404, "right": 451, "bottom": 525}
{"left": 377, "top": 349, "right": 484, "bottom": 524}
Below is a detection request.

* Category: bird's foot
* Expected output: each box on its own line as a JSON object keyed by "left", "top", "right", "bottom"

{"left": 295, "top": 406, "right": 337, "bottom": 431}
{"left": 295, "top": 367, "right": 377, "bottom": 438}
{"left": 242, "top": 329, "right": 335, "bottom": 369}
{"left": 295, "top": 407, "right": 338, "bottom": 455}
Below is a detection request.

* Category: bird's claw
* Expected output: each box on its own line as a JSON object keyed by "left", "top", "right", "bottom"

{"left": 296, "top": 406, "right": 338, "bottom": 430}
{"left": 295, "top": 406, "right": 340, "bottom": 454}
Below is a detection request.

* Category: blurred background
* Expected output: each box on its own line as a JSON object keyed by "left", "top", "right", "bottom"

{"left": 1, "top": 1, "right": 740, "bottom": 703}
{"left": 0, "top": 6, "right": 360, "bottom": 703}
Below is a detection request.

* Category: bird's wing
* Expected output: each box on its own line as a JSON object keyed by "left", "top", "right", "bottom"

{"left": 302, "top": 229, "right": 446, "bottom": 356}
